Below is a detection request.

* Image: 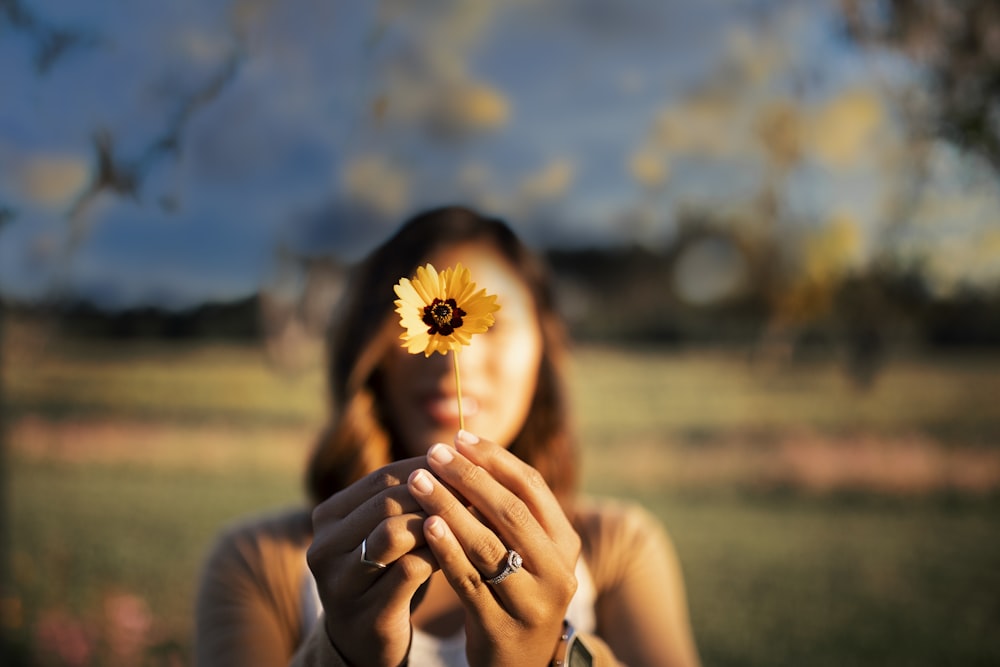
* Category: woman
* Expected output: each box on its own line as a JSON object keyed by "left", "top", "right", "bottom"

{"left": 195, "top": 206, "right": 701, "bottom": 666}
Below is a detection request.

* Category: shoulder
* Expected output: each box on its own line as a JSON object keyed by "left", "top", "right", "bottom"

{"left": 570, "top": 495, "right": 667, "bottom": 545}
{"left": 211, "top": 506, "right": 312, "bottom": 552}
{"left": 202, "top": 506, "right": 313, "bottom": 582}
{"left": 569, "top": 496, "right": 677, "bottom": 590}
{"left": 196, "top": 508, "right": 315, "bottom": 662}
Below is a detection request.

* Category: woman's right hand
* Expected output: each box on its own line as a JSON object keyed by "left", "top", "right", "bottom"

{"left": 307, "top": 457, "right": 436, "bottom": 667}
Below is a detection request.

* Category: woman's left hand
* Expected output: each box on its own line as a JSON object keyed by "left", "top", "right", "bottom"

{"left": 407, "top": 430, "right": 581, "bottom": 667}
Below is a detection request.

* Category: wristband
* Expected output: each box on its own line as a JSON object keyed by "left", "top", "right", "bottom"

{"left": 552, "top": 619, "right": 593, "bottom": 666}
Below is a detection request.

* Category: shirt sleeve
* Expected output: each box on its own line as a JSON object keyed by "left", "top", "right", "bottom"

{"left": 576, "top": 499, "right": 702, "bottom": 667}
{"left": 194, "top": 512, "right": 312, "bottom": 667}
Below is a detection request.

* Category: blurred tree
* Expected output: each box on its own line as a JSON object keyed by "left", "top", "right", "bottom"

{"left": 841, "top": 0, "right": 1000, "bottom": 169}
{"left": 0, "top": 0, "right": 100, "bottom": 74}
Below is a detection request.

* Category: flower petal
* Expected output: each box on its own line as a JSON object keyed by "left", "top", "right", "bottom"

{"left": 402, "top": 330, "right": 431, "bottom": 354}
{"left": 413, "top": 265, "right": 435, "bottom": 302}
{"left": 394, "top": 279, "right": 424, "bottom": 307}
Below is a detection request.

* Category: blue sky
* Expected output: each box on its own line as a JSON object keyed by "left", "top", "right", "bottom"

{"left": 2, "top": 0, "right": 997, "bottom": 309}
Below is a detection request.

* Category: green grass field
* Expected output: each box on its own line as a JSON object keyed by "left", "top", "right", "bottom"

{"left": 3, "top": 333, "right": 999, "bottom": 666}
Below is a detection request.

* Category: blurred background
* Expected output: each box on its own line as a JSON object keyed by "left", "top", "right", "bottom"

{"left": 2, "top": 0, "right": 999, "bottom": 665}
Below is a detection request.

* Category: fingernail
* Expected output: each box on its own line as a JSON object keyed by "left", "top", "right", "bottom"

{"left": 410, "top": 469, "right": 434, "bottom": 495}
{"left": 428, "top": 443, "right": 454, "bottom": 465}
{"left": 455, "top": 429, "right": 480, "bottom": 446}
{"left": 425, "top": 516, "right": 446, "bottom": 539}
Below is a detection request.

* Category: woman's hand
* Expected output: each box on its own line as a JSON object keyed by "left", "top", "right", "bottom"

{"left": 407, "top": 430, "right": 582, "bottom": 667}
{"left": 307, "top": 457, "right": 437, "bottom": 667}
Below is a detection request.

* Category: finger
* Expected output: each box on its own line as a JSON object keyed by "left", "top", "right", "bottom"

{"left": 454, "top": 431, "right": 580, "bottom": 559}
{"left": 410, "top": 470, "right": 551, "bottom": 617}
{"left": 312, "top": 513, "right": 434, "bottom": 602}
{"left": 336, "top": 484, "right": 426, "bottom": 546}
{"left": 423, "top": 444, "right": 554, "bottom": 567}
{"left": 408, "top": 469, "right": 515, "bottom": 579}
{"left": 366, "top": 546, "right": 438, "bottom": 609}
{"left": 308, "top": 483, "right": 423, "bottom": 570}
{"left": 454, "top": 430, "right": 569, "bottom": 530}
{"left": 422, "top": 515, "right": 497, "bottom": 620}
{"left": 360, "top": 513, "right": 429, "bottom": 570}
{"left": 313, "top": 457, "right": 428, "bottom": 522}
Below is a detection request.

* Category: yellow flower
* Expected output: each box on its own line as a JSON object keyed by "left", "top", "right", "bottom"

{"left": 394, "top": 263, "right": 500, "bottom": 357}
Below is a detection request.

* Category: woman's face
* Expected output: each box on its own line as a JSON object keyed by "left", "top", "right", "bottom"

{"left": 379, "top": 242, "right": 544, "bottom": 458}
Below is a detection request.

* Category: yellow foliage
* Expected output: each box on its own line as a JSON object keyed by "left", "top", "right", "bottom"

{"left": 803, "top": 213, "right": 863, "bottom": 284}
{"left": 652, "top": 94, "right": 737, "bottom": 157}
{"left": 628, "top": 150, "right": 669, "bottom": 189}
{"left": 756, "top": 99, "right": 803, "bottom": 168}
{"left": 340, "top": 153, "right": 410, "bottom": 217}
{"left": 775, "top": 214, "right": 863, "bottom": 324}
{"left": 434, "top": 81, "right": 510, "bottom": 135}
{"left": 808, "top": 88, "right": 884, "bottom": 167}
{"left": 18, "top": 155, "right": 89, "bottom": 208}
{"left": 519, "top": 158, "right": 575, "bottom": 202}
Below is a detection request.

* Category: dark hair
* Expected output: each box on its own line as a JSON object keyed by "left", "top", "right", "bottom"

{"left": 305, "top": 205, "right": 576, "bottom": 504}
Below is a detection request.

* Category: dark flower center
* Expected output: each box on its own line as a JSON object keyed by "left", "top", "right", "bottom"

{"left": 423, "top": 298, "right": 466, "bottom": 336}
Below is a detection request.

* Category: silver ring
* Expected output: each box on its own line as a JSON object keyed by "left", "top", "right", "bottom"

{"left": 486, "top": 549, "right": 523, "bottom": 585}
{"left": 360, "top": 538, "right": 387, "bottom": 570}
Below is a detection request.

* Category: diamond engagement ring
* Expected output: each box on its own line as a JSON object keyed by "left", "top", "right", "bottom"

{"left": 360, "top": 538, "right": 387, "bottom": 570}
{"left": 486, "top": 549, "right": 523, "bottom": 585}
